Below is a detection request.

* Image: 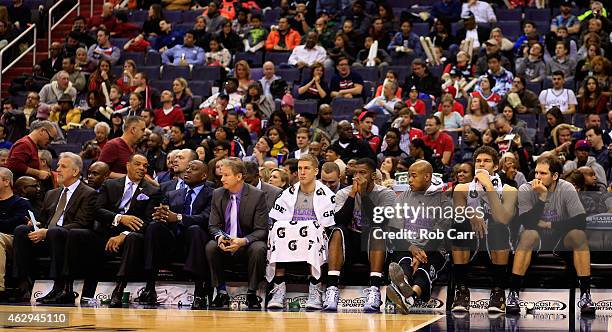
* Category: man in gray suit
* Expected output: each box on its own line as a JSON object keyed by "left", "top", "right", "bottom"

{"left": 243, "top": 161, "right": 281, "bottom": 212}
{"left": 206, "top": 158, "right": 268, "bottom": 309}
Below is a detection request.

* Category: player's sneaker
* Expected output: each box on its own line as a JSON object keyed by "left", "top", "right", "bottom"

{"left": 386, "top": 284, "right": 415, "bottom": 315}
{"left": 488, "top": 287, "right": 506, "bottom": 313}
{"left": 322, "top": 286, "right": 339, "bottom": 311}
{"left": 451, "top": 285, "right": 471, "bottom": 312}
{"left": 362, "top": 286, "right": 382, "bottom": 313}
{"left": 266, "top": 282, "right": 286, "bottom": 309}
{"left": 579, "top": 290, "right": 596, "bottom": 316}
{"left": 305, "top": 282, "right": 324, "bottom": 310}
{"left": 505, "top": 290, "right": 520, "bottom": 314}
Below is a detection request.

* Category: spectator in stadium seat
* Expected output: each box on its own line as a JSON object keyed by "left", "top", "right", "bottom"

{"left": 516, "top": 43, "right": 546, "bottom": 83}
{"left": 288, "top": 31, "right": 328, "bottom": 69}
{"left": 584, "top": 127, "right": 609, "bottom": 176}
{"left": 298, "top": 62, "right": 330, "bottom": 104}
{"left": 432, "top": 0, "right": 461, "bottom": 23}
{"left": 241, "top": 82, "right": 274, "bottom": 119}
{"left": 331, "top": 121, "right": 374, "bottom": 163}
{"left": 0, "top": 167, "right": 29, "bottom": 300}
{"left": 8, "top": 0, "right": 30, "bottom": 31}
{"left": 475, "top": 41, "right": 511, "bottom": 76}
{"left": 205, "top": 37, "right": 231, "bottom": 67}
{"left": 434, "top": 95, "right": 463, "bottom": 132}
{"left": 144, "top": 133, "right": 167, "bottom": 176}
{"left": 428, "top": 18, "right": 456, "bottom": 52}
{"left": 154, "top": 91, "right": 185, "bottom": 128}
{"left": 133, "top": 72, "right": 162, "bottom": 109}
{"left": 578, "top": 77, "right": 609, "bottom": 114}
{"left": 461, "top": 0, "right": 496, "bottom": 24}
{"left": 87, "top": 29, "right": 121, "bottom": 66}
{"left": 485, "top": 53, "right": 513, "bottom": 97}
{"left": 233, "top": 60, "right": 254, "bottom": 96}
{"left": 12, "top": 152, "right": 96, "bottom": 304}
{"left": 364, "top": 80, "right": 400, "bottom": 116}
{"left": 546, "top": 41, "right": 577, "bottom": 82}
{"left": 38, "top": 71, "right": 77, "bottom": 107}
{"left": 539, "top": 71, "right": 577, "bottom": 114}
{"left": 1, "top": 99, "right": 27, "bottom": 144}
{"left": 224, "top": 111, "right": 252, "bottom": 149}
{"left": 95, "top": 154, "right": 161, "bottom": 307}
{"left": 403, "top": 58, "right": 442, "bottom": 99}
{"left": 463, "top": 96, "right": 494, "bottom": 132}
{"left": 21, "top": 92, "right": 40, "bottom": 129}
{"left": 143, "top": 4, "right": 164, "bottom": 38}
{"left": 243, "top": 13, "right": 267, "bottom": 53}
{"left": 312, "top": 104, "right": 338, "bottom": 142}
{"left": 206, "top": 158, "right": 268, "bottom": 309}
{"left": 93, "top": 122, "right": 110, "bottom": 150}
{"left": 154, "top": 19, "right": 184, "bottom": 52}
{"left": 88, "top": 60, "right": 115, "bottom": 96}
{"left": 0, "top": 125, "right": 12, "bottom": 150}
{"left": 266, "top": 154, "right": 336, "bottom": 310}
{"left": 142, "top": 160, "right": 214, "bottom": 309}
{"left": 388, "top": 20, "right": 423, "bottom": 58}
{"left": 98, "top": 116, "right": 146, "bottom": 178}
{"left": 172, "top": 78, "right": 194, "bottom": 117}
{"left": 51, "top": 57, "right": 86, "bottom": 93}
{"left": 38, "top": 42, "right": 64, "bottom": 80}
{"left": 497, "top": 76, "right": 541, "bottom": 114}
{"left": 508, "top": 155, "right": 595, "bottom": 315}
{"left": 355, "top": 36, "right": 391, "bottom": 67}
{"left": 563, "top": 140, "right": 607, "bottom": 187}
{"left": 49, "top": 94, "right": 81, "bottom": 132}
{"left": 88, "top": 2, "right": 117, "bottom": 33}
{"left": 203, "top": 1, "right": 229, "bottom": 34}
{"left": 330, "top": 57, "right": 364, "bottom": 99}
{"left": 112, "top": 11, "right": 140, "bottom": 39}
{"left": 451, "top": 146, "right": 517, "bottom": 313}
{"left": 70, "top": 17, "right": 95, "bottom": 48}
{"left": 286, "top": 127, "right": 310, "bottom": 159}
{"left": 341, "top": 0, "right": 371, "bottom": 36}
{"left": 551, "top": 0, "right": 581, "bottom": 36}
{"left": 162, "top": 149, "right": 196, "bottom": 193}
{"left": 469, "top": 75, "right": 501, "bottom": 110}
{"left": 265, "top": 17, "right": 301, "bottom": 52}
{"left": 422, "top": 115, "right": 454, "bottom": 166}
{"left": 162, "top": 30, "right": 205, "bottom": 66}
{"left": 377, "top": 128, "right": 409, "bottom": 163}
{"left": 216, "top": 21, "right": 242, "bottom": 54}
{"left": 455, "top": 12, "right": 490, "bottom": 52}
{"left": 259, "top": 62, "right": 280, "bottom": 97}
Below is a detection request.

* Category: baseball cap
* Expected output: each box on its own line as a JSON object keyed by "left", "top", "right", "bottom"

{"left": 281, "top": 94, "right": 294, "bottom": 107}
{"left": 575, "top": 140, "right": 591, "bottom": 150}
{"left": 560, "top": 0, "right": 572, "bottom": 7}
{"left": 485, "top": 39, "right": 498, "bottom": 46}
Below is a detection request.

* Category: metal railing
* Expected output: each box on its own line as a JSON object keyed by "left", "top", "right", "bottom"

{"left": 48, "top": 0, "right": 81, "bottom": 53}
{"left": 0, "top": 24, "right": 37, "bottom": 93}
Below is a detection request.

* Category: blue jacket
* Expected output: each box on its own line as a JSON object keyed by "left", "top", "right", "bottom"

{"left": 161, "top": 44, "right": 205, "bottom": 65}
{"left": 388, "top": 32, "right": 423, "bottom": 58}
{"left": 154, "top": 29, "right": 184, "bottom": 51}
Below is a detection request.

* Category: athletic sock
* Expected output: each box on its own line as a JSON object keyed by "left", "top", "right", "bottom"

{"left": 509, "top": 273, "right": 523, "bottom": 293}
{"left": 453, "top": 263, "right": 468, "bottom": 287}
{"left": 579, "top": 276, "right": 591, "bottom": 295}
{"left": 309, "top": 276, "right": 320, "bottom": 285}
{"left": 369, "top": 272, "right": 382, "bottom": 288}
{"left": 272, "top": 275, "right": 285, "bottom": 285}
{"left": 491, "top": 264, "right": 507, "bottom": 289}
{"left": 327, "top": 271, "right": 340, "bottom": 287}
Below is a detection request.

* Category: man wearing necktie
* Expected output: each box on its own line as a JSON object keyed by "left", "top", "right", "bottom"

{"left": 12, "top": 153, "right": 96, "bottom": 304}
{"left": 160, "top": 149, "right": 197, "bottom": 193}
{"left": 119, "top": 160, "right": 214, "bottom": 308}
{"left": 206, "top": 158, "right": 269, "bottom": 309}
{"left": 95, "top": 154, "right": 161, "bottom": 306}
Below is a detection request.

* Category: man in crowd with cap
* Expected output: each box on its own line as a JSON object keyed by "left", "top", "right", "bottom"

{"left": 551, "top": 0, "right": 581, "bottom": 36}
{"left": 563, "top": 140, "right": 607, "bottom": 187}
{"left": 475, "top": 39, "right": 512, "bottom": 76}
{"left": 456, "top": 11, "right": 491, "bottom": 52}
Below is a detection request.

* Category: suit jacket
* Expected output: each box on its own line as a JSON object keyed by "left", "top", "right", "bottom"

{"left": 40, "top": 181, "right": 96, "bottom": 230}
{"left": 160, "top": 178, "right": 179, "bottom": 194}
{"left": 166, "top": 183, "right": 214, "bottom": 229}
{"left": 208, "top": 183, "right": 268, "bottom": 243}
{"left": 96, "top": 176, "right": 161, "bottom": 236}
{"left": 39, "top": 56, "right": 64, "bottom": 80}
{"left": 260, "top": 181, "right": 281, "bottom": 213}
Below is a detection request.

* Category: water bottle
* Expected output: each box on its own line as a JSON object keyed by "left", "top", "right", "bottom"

{"left": 403, "top": 40, "right": 408, "bottom": 49}
{"left": 123, "top": 71, "right": 129, "bottom": 84}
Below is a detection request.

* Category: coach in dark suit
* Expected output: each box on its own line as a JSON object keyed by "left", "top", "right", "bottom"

{"left": 123, "top": 160, "right": 214, "bottom": 309}
{"left": 97, "top": 154, "right": 161, "bottom": 306}
{"left": 159, "top": 149, "right": 197, "bottom": 193}
{"left": 12, "top": 152, "right": 96, "bottom": 304}
{"left": 206, "top": 158, "right": 268, "bottom": 309}
{"left": 243, "top": 161, "right": 281, "bottom": 212}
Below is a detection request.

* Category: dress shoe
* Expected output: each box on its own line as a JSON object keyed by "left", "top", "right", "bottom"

{"left": 246, "top": 293, "right": 262, "bottom": 309}
{"left": 36, "top": 287, "right": 61, "bottom": 303}
{"left": 135, "top": 288, "right": 157, "bottom": 305}
{"left": 191, "top": 296, "right": 207, "bottom": 310}
{"left": 210, "top": 292, "right": 230, "bottom": 308}
{"left": 109, "top": 285, "right": 125, "bottom": 308}
{"left": 40, "top": 289, "right": 78, "bottom": 305}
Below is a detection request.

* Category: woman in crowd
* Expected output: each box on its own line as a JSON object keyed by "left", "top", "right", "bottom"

{"left": 429, "top": 18, "right": 455, "bottom": 51}
{"left": 482, "top": 128, "right": 499, "bottom": 149}
{"left": 76, "top": 47, "right": 95, "bottom": 74}
{"left": 376, "top": 70, "right": 403, "bottom": 98}
{"left": 543, "top": 106, "right": 565, "bottom": 140}
{"left": 88, "top": 60, "right": 114, "bottom": 95}
{"left": 499, "top": 152, "right": 527, "bottom": 188}
{"left": 109, "top": 113, "right": 124, "bottom": 139}
{"left": 326, "top": 32, "right": 354, "bottom": 67}
{"left": 217, "top": 21, "right": 242, "bottom": 54}
{"left": 435, "top": 95, "right": 463, "bottom": 132}
{"left": 125, "top": 92, "right": 144, "bottom": 116}
{"left": 116, "top": 59, "right": 137, "bottom": 94}
{"left": 463, "top": 96, "right": 495, "bottom": 132}
{"left": 577, "top": 76, "right": 609, "bottom": 113}
{"left": 172, "top": 77, "right": 194, "bottom": 117}
{"left": 143, "top": 4, "right": 163, "bottom": 37}
{"left": 241, "top": 102, "right": 262, "bottom": 136}
{"left": 368, "top": 16, "right": 391, "bottom": 50}
{"left": 298, "top": 62, "right": 329, "bottom": 105}
{"left": 234, "top": 60, "right": 254, "bottom": 95}
{"left": 242, "top": 82, "right": 274, "bottom": 118}
{"left": 378, "top": 2, "right": 399, "bottom": 32}
{"left": 575, "top": 43, "right": 603, "bottom": 83}
{"left": 265, "top": 126, "right": 287, "bottom": 157}
{"left": 269, "top": 168, "right": 289, "bottom": 190}
{"left": 456, "top": 162, "right": 474, "bottom": 184}
{"left": 189, "top": 112, "right": 214, "bottom": 148}
{"left": 379, "top": 156, "right": 398, "bottom": 182}
{"left": 206, "top": 38, "right": 232, "bottom": 67}
{"left": 501, "top": 105, "right": 527, "bottom": 129}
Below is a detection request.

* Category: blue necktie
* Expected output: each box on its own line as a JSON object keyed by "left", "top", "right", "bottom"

{"left": 183, "top": 189, "right": 194, "bottom": 216}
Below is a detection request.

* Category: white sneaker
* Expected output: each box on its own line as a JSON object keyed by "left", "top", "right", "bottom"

{"left": 322, "top": 286, "right": 340, "bottom": 311}
{"left": 305, "top": 283, "right": 324, "bottom": 310}
{"left": 267, "top": 282, "right": 286, "bottom": 309}
{"left": 363, "top": 286, "right": 382, "bottom": 313}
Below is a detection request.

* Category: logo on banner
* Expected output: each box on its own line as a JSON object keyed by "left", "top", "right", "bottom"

{"left": 593, "top": 299, "right": 612, "bottom": 310}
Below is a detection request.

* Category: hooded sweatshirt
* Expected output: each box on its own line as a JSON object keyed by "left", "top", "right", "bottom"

{"left": 563, "top": 156, "right": 607, "bottom": 187}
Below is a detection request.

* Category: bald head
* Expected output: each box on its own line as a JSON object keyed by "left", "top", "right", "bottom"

{"left": 87, "top": 161, "right": 110, "bottom": 189}
{"left": 408, "top": 160, "right": 433, "bottom": 192}
{"left": 263, "top": 61, "right": 275, "bottom": 79}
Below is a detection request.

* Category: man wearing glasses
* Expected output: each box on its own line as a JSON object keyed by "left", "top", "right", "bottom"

{"left": 498, "top": 75, "right": 542, "bottom": 114}
{"left": 6, "top": 121, "right": 56, "bottom": 180}
{"left": 330, "top": 57, "right": 364, "bottom": 99}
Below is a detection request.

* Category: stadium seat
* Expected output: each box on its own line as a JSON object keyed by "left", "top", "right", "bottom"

{"left": 150, "top": 80, "right": 172, "bottom": 92}
{"left": 250, "top": 68, "right": 264, "bottom": 80}
{"left": 141, "top": 66, "right": 161, "bottom": 80}
{"left": 162, "top": 10, "right": 184, "bottom": 24}
{"left": 451, "top": 22, "right": 463, "bottom": 36}
{"left": 182, "top": 10, "right": 204, "bottom": 23}
{"left": 526, "top": 81, "right": 542, "bottom": 95}
{"left": 128, "top": 10, "right": 148, "bottom": 22}
{"left": 234, "top": 51, "right": 264, "bottom": 67}
{"left": 517, "top": 114, "right": 537, "bottom": 129}
{"left": 412, "top": 23, "right": 430, "bottom": 36}
{"left": 380, "top": 65, "right": 411, "bottom": 83}
{"left": 110, "top": 66, "right": 123, "bottom": 78}
{"left": 123, "top": 52, "right": 146, "bottom": 66}
{"left": 190, "top": 81, "right": 213, "bottom": 97}
{"left": 351, "top": 66, "right": 379, "bottom": 84}
{"left": 110, "top": 38, "right": 128, "bottom": 48}
{"left": 51, "top": 144, "right": 82, "bottom": 154}
{"left": 264, "top": 52, "right": 291, "bottom": 65}
{"left": 330, "top": 98, "right": 364, "bottom": 118}
{"left": 146, "top": 51, "right": 162, "bottom": 66}
{"left": 363, "top": 81, "right": 374, "bottom": 99}
{"left": 161, "top": 65, "right": 191, "bottom": 81}
{"left": 495, "top": 8, "right": 522, "bottom": 21}
{"left": 263, "top": 7, "right": 280, "bottom": 24}
{"left": 175, "top": 23, "right": 193, "bottom": 32}
{"left": 524, "top": 8, "right": 551, "bottom": 23}
{"left": 387, "top": 0, "right": 417, "bottom": 8}
{"left": 573, "top": 113, "right": 586, "bottom": 126}
{"left": 66, "top": 129, "right": 95, "bottom": 145}
{"left": 294, "top": 99, "right": 318, "bottom": 114}
{"left": 276, "top": 67, "right": 300, "bottom": 84}
{"left": 192, "top": 95, "right": 202, "bottom": 109}
{"left": 390, "top": 52, "right": 416, "bottom": 66}
{"left": 191, "top": 66, "right": 223, "bottom": 81}
{"left": 494, "top": 21, "right": 522, "bottom": 40}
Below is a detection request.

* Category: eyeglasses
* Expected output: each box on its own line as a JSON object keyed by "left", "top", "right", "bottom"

{"left": 213, "top": 147, "right": 226, "bottom": 152}
{"left": 42, "top": 128, "right": 54, "bottom": 141}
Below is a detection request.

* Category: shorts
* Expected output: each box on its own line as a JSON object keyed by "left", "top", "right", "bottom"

{"left": 452, "top": 219, "right": 512, "bottom": 254}
{"left": 327, "top": 225, "right": 386, "bottom": 265}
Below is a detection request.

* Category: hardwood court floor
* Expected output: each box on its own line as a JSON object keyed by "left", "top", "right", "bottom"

{"left": 0, "top": 305, "right": 444, "bottom": 331}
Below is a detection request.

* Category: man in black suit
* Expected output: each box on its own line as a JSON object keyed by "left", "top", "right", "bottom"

{"left": 128, "top": 160, "right": 214, "bottom": 309}
{"left": 97, "top": 154, "right": 160, "bottom": 306}
{"left": 38, "top": 42, "right": 64, "bottom": 80}
{"left": 12, "top": 152, "right": 96, "bottom": 304}
{"left": 243, "top": 161, "right": 281, "bottom": 213}
{"left": 206, "top": 158, "right": 268, "bottom": 309}
{"left": 160, "top": 149, "right": 197, "bottom": 193}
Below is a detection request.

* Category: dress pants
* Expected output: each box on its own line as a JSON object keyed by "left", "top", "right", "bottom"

{"left": 117, "top": 232, "right": 145, "bottom": 279}
{"left": 144, "top": 222, "right": 210, "bottom": 280}
{"left": 12, "top": 225, "right": 68, "bottom": 280}
{"left": 0, "top": 233, "right": 14, "bottom": 291}
{"left": 205, "top": 239, "right": 267, "bottom": 291}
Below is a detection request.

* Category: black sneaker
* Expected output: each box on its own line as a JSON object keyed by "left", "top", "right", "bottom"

{"left": 451, "top": 285, "right": 470, "bottom": 312}
{"left": 506, "top": 290, "right": 520, "bottom": 314}
{"left": 579, "top": 291, "right": 596, "bottom": 316}
{"left": 488, "top": 287, "right": 506, "bottom": 313}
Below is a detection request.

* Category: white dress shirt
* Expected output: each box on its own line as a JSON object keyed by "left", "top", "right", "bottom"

{"left": 56, "top": 180, "right": 81, "bottom": 227}
{"left": 461, "top": 1, "right": 497, "bottom": 23}
{"left": 288, "top": 45, "right": 328, "bottom": 66}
